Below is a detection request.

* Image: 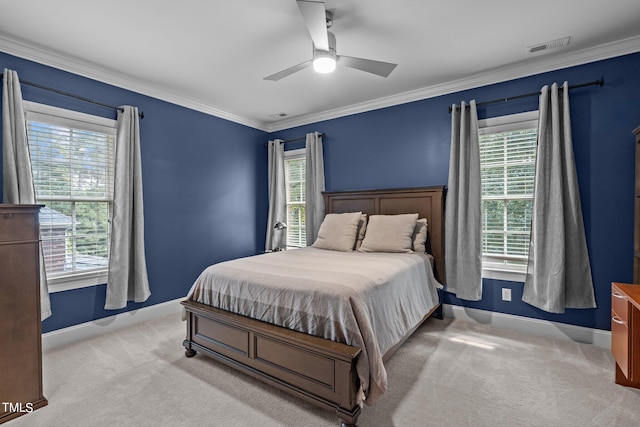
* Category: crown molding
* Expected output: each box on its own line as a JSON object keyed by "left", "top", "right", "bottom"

{"left": 266, "top": 35, "right": 640, "bottom": 132}
{"left": 2, "top": 32, "right": 639, "bottom": 134}
{"left": 0, "top": 34, "right": 268, "bottom": 131}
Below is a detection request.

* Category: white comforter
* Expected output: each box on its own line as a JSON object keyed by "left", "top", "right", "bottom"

{"left": 186, "top": 247, "right": 441, "bottom": 405}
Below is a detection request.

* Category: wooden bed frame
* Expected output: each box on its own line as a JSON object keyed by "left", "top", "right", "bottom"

{"left": 181, "top": 186, "right": 445, "bottom": 426}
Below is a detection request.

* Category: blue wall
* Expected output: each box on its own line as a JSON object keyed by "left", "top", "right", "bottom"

{"left": 272, "top": 52, "right": 640, "bottom": 331}
{"left": 0, "top": 52, "right": 269, "bottom": 333}
{"left": 3, "top": 49, "right": 640, "bottom": 333}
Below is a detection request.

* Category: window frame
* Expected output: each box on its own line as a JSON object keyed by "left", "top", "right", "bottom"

{"left": 23, "top": 101, "right": 117, "bottom": 293}
{"left": 478, "top": 110, "right": 539, "bottom": 282}
{"left": 284, "top": 148, "right": 306, "bottom": 249}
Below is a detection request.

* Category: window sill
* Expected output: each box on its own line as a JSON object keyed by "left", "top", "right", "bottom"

{"left": 482, "top": 268, "right": 525, "bottom": 283}
{"left": 48, "top": 270, "right": 108, "bottom": 293}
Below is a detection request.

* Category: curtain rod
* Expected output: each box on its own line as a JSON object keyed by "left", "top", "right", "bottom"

{"left": 0, "top": 72, "right": 144, "bottom": 119}
{"left": 448, "top": 77, "right": 604, "bottom": 113}
{"left": 264, "top": 133, "right": 325, "bottom": 147}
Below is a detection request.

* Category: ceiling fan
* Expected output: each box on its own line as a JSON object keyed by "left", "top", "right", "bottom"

{"left": 264, "top": 0, "right": 398, "bottom": 81}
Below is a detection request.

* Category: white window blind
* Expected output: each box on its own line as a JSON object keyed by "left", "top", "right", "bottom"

{"left": 479, "top": 111, "right": 538, "bottom": 273}
{"left": 24, "top": 102, "right": 116, "bottom": 282}
{"left": 284, "top": 149, "right": 306, "bottom": 248}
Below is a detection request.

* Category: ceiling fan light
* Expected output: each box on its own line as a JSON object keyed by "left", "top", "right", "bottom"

{"left": 313, "top": 55, "right": 336, "bottom": 73}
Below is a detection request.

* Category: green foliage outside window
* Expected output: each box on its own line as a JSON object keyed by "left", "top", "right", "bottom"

{"left": 480, "top": 128, "right": 537, "bottom": 266}
{"left": 285, "top": 156, "right": 306, "bottom": 248}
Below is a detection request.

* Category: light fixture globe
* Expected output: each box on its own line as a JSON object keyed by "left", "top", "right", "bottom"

{"left": 312, "top": 31, "right": 337, "bottom": 74}
{"left": 313, "top": 54, "right": 336, "bottom": 73}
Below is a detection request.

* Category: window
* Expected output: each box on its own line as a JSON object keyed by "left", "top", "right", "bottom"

{"left": 478, "top": 111, "right": 538, "bottom": 281}
{"left": 284, "top": 149, "right": 306, "bottom": 248}
{"left": 24, "top": 101, "right": 116, "bottom": 292}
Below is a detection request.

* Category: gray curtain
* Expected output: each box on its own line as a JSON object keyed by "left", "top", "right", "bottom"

{"left": 305, "top": 131, "right": 325, "bottom": 245}
{"left": 445, "top": 100, "right": 483, "bottom": 301}
{"left": 105, "top": 106, "right": 151, "bottom": 309}
{"left": 265, "top": 139, "right": 286, "bottom": 251}
{"left": 2, "top": 68, "right": 52, "bottom": 320}
{"left": 522, "top": 82, "right": 596, "bottom": 313}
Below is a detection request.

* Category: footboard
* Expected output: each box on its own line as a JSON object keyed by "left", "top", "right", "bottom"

{"left": 181, "top": 300, "right": 362, "bottom": 426}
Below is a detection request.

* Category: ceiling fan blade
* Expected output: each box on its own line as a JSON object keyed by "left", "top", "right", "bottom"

{"left": 338, "top": 55, "right": 398, "bottom": 77}
{"left": 263, "top": 60, "right": 312, "bottom": 81}
{"left": 296, "top": 0, "right": 329, "bottom": 51}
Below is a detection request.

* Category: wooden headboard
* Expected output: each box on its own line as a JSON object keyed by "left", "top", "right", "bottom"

{"left": 324, "top": 186, "right": 446, "bottom": 283}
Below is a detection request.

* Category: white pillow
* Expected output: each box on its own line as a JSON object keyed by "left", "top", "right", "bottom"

{"left": 412, "top": 218, "right": 428, "bottom": 253}
{"left": 312, "top": 212, "right": 362, "bottom": 252}
{"left": 358, "top": 213, "right": 419, "bottom": 253}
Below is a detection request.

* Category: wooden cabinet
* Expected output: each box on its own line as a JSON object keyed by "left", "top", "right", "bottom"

{"left": 0, "top": 205, "right": 47, "bottom": 424}
{"left": 611, "top": 282, "right": 640, "bottom": 388}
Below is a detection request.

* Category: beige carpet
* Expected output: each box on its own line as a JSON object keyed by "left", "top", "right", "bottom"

{"left": 8, "top": 313, "right": 640, "bottom": 426}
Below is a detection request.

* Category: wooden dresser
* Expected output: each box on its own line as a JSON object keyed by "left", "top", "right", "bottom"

{"left": 0, "top": 205, "right": 47, "bottom": 423}
{"left": 611, "top": 282, "right": 640, "bottom": 388}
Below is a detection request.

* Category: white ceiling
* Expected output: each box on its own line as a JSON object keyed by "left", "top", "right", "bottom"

{"left": 1, "top": 0, "right": 640, "bottom": 132}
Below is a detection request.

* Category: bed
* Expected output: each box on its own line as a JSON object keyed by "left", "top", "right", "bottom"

{"left": 181, "top": 186, "right": 445, "bottom": 426}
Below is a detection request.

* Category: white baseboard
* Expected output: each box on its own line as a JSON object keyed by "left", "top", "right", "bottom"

{"left": 42, "top": 298, "right": 184, "bottom": 351}
{"left": 443, "top": 304, "right": 611, "bottom": 349}
{"left": 42, "top": 300, "right": 610, "bottom": 352}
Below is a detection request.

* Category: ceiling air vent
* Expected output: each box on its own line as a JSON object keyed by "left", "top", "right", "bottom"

{"left": 527, "top": 37, "right": 571, "bottom": 54}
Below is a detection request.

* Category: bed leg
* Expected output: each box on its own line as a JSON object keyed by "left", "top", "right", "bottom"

{"left": 183, "top": 340, "right": 197, "bottom": 357}
{"left": 435, "top": 303, "right": 444, "bottom": 320}
{"left": 336, "top": 406, "right": 359, "bottom": 427}
{"left": 435, "top": 288, "right": 444, "bottom": 319}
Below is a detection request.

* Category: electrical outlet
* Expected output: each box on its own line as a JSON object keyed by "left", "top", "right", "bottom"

{"left": 502, "top": 288, "right": 512, "bottom": 301}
